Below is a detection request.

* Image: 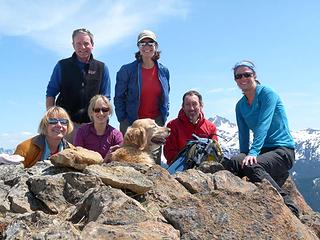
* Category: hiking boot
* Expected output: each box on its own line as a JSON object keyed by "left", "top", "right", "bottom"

{"left": 198, "top": 161, "right": 225, "bottom": 174}
{"left": 283, "top": 195, "right": 300, "bottom": 218}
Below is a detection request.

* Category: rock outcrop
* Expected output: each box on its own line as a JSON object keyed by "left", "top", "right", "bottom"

{"left": 0, "top": 160, "right": 319, "bottom": 239}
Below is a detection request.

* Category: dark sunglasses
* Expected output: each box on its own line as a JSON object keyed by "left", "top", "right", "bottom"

{"left": 138, "top": 41, "right": 156, "bottom": 48}
{"left": 93, "top": 107, "right": 109, "bottom": 113}
{"left": 234, "top": 72, "right": 254, "bottom": 80}
{"left": 48, "top": 118, "right": 69, "bottom": 125}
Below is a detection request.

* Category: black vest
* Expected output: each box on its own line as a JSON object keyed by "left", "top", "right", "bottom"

{"left": 56, "top": 53, "right": 104, "bottom": 123}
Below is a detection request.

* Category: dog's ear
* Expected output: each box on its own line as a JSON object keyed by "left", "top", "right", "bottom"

{"left": 124, "top": 127, "right": 147, "bottom": 150}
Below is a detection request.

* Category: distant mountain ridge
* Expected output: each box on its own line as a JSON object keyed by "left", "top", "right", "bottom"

{"left": 1, "top": 117, "right": 320, "bottom": 211}
{"left": 210, "top": 115, "right": 320, "bottom": 161}
{"left": 0, "top": 148, "right": 14, "bottom": 154}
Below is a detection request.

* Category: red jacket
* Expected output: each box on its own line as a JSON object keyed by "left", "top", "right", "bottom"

{"left": 164, "top": 109, "right": 218, "bottom": 165}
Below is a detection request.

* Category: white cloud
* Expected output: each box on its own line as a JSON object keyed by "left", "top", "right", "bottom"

{"left": 20, "top": 131, "right": 34, "bottom": 136}
{"left": 0, "top": 0, "right": 189, "bottom": 56}
{"left": 0, "top": 131, "right": 35, "bottom": 149}
{"left": 207, "top": 87, "right": 236, "bottom": 93}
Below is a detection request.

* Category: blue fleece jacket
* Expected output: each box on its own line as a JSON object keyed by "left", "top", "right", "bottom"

{"left": 236, "top": 85, "right": 295, "bottom": 156}
{"left": 114, "top": 60, "right": 170, "bottom": 125}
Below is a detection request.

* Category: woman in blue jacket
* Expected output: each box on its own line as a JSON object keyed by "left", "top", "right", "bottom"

{"left": 221, "top": 60, "right": 299, "bottom": 217}
{"left": 114, "top": 30, "right": 170, "bottom": 164}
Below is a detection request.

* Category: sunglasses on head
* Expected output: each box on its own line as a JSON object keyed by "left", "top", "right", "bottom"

{"left": 138, "top": 41, "right": 156, "bottom": 48}
{"left": 234, "top": 72, "right": 254, "bottom": 80}
{"left": 93, "top": 107, "right": 109, "bottom": 113}
{"left": 48, "top": 118, "right": 69, "bottom": 125}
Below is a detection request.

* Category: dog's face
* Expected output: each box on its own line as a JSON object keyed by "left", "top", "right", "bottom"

{"left": 124, "top": 118, "right": 170, "bottom": 152}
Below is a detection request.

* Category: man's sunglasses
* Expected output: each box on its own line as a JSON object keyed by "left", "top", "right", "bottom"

{"left": 138, "top": 41, "right": 156, "bottom": 48}
{"left": 93, "top": 107, "right": 109, "bottom": 113}
{"left": 48, "top": 118, "right": 69, "bottom": 125}
{"left": 234, "top": 72, "right": 254, "bottom": 80}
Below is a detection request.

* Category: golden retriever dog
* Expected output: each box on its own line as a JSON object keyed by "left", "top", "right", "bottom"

{"left": 110, "top": 118, "right": 170, "bottom": 164}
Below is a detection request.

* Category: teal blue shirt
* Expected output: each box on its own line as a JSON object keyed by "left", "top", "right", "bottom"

{"left": 236, "top": 85, "right": 295, "bottom": 156}
{"left": 42, "top": 138, "right": 64, "bottom": 160}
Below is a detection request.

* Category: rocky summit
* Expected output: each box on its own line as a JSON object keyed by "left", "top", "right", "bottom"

{"left": 0, "top": 159, "right": 319, "bottom": 239}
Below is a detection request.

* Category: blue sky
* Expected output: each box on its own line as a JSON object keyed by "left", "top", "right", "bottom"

{"left": 1, "top": 0, "right": 320, "bottom": 149}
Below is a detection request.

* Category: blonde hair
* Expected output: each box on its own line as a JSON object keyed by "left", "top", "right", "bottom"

{"left": 87, "top": 95, "right": 113, "bottom": 121}
{"left": 38, "top": 106, "right": 73, "bottom": 135}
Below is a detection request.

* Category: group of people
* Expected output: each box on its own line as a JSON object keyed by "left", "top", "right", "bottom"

{"left": 13, "top": 28, "right": 299, "bottom": 217}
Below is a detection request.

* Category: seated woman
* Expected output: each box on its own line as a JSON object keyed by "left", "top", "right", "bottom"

{"left": 15, "top": 106, "right": 73, "bottom": 168}
{"left": 73, "top": 95, "right": 123, "bottom": 162}
{"left": 221, "top": 60, "right": 299, "bottom": 217}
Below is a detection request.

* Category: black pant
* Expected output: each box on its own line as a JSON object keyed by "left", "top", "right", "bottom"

{"left": 221, "top": 147, "right": 294, "bottom": 187}
{"left": 221, "top": 147, "right": 299, "bottom": 217}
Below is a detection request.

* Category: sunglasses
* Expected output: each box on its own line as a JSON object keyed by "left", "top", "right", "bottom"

{"left": 93, "top": 107, "right": 109, "bottom": 113}
{"left": 138, "top": 41, "right": 156, "bottom": 48}
{"left": 234, "top": 72, "right": 254, "bottom": 80}
{"left": 48, "top": 118, "right": 69, "bottom": 125}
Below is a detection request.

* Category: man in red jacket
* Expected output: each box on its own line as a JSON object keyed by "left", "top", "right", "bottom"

{"left": 164, "top": 90, "right": 218, "bottom": 165}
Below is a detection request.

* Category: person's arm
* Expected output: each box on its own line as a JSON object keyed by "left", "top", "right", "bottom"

{"left": 104, "top": 129, "right": 124, "bottom": 163}
{"left": 236, "top": 103, "right": 250, "bottom": 154}
{"left": 46, "top": 63, "right": 62, "bottom": 109}
{"left": 46, "top": 96, "right": 55, "bottom": 110}
{"left": 210, "top": 123, "right": 218, "bottom": 141}
{"left": 100, "top": 64, "right": 111, "bottom": 100}
{"left": 163, "top": 122, "right": 179, "bottom": 165}
{"left": 114, "top": 65, "right": 129, "bottom": 122}
{"left": 165, "top": 66, "right": 170, "bottom": 117}
{"left": 73, "top": 127, "right": 85, "bottom": 146}
{"left": 249, "top": 88, "right": 278, "bottom": 156}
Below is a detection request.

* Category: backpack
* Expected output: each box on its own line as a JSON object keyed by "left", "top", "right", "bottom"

{"left": 167, "top": 134, "right": 223, "bottom": 174}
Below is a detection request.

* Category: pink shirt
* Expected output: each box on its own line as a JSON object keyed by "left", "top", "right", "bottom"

{"left": 74, "top": 122, "right": 123, "bottom": 158}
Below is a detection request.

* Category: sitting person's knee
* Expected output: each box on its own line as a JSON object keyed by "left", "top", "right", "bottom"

{"left": 242, "top": 165, "right": 266, "bottom": 183}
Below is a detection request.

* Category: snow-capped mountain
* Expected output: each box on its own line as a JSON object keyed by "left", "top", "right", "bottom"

{"left": 210, "top": 115, "right": 320, "bottom": 161}
{"left": 291, "top": 129, "right": 320, "bottom": 160}
{"left": 0, "top": 147, "right": 14, "bottom": 154}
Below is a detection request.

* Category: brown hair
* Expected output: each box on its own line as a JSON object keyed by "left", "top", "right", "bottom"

{"left": 135, "top": 50, "right": 161, "bottom": 61}
{"left": 182, "top": 90, "right": 203, "bottom": 107}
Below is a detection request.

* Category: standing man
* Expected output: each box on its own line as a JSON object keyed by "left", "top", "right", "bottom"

{"left": 164, "top": 90, "right": 218, "bottom": 165}
{"left": 46, "top": 28, "right": 111, "bottom": 141}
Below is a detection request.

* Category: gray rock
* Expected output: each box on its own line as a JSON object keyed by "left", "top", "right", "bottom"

{"left": 7, "top": 178, "right": 35, "bottom": 214}
{"left": 84, "top": 164, "right": 153, "bottom": 194}
{"left": 0, "top": 181, "right": 11, "bottom": 213}
{"left": 27, "top": 175, "right": 66, "bottom": 214}
{"left": 0, "top": 155, "right": 318, "bottom": 239}
{"left": 4, "top": 211, "right": 81, "bottom": 239}
{"left": 81, "top": 220, "right": 180, "bottom": 240}
{"left": 300, "top": 212, "right": 320, "bottom": 238}
{"left": 162, "top": 181, "right": 318, "bottom": 239}
{"left": 0, "top": 164, "right": 28, "bottom": 186}
{"left": 212, "top": 170, "right": 257, "bottom": 193}
{"left": 69, "top": 186, "right": 154, "bottom": 226}
{"left": 174, "top": 169, "right": 216, "bottom": 194}
{"left": 62, "top": 172, "right": 104, "bottom": 204}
